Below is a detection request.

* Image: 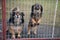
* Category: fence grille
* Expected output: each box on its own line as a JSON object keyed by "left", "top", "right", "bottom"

{"left": 0, "top": 0, "right": 60, "bottom": 40}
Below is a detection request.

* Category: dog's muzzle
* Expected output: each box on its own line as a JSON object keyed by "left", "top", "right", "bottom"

{"left": 14, "top": 15, "right": 21, "bottom": 26}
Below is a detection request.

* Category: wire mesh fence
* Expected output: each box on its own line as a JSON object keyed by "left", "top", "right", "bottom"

{"left": 0, "top": 0, "right": 60, "bottom": 40}
{"left": 6, "top": 0, "right": 57, "bottom": 39}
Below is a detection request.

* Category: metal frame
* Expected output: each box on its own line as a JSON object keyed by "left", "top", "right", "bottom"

{"left": 52, "top": 0, "right": 58, "bottom": 38}
{"left": 2, "top": 0, "right": 6, "bottom": 40}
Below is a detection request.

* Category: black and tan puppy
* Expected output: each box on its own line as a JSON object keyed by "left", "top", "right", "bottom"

{"left": 28, "top": 4, "right": 43, "bottom": 34}
{"left": 9, "top": 7, "right": 24, "bottom": 38}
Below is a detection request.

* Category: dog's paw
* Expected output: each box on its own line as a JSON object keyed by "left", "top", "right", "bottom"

{"left": 37, "top": 23, "right": 39, "bottom": 25}
{"left": 18, "top": 34, "right": 21, "bottom": 38}
{"left": 34, "top": 31, "right": 37, "bottom": 34}
{"left": 12, "top": 35, "right": 15, "bottom": 39}
{"left": 27, "top": 32, "right": 30, "bottom": 35}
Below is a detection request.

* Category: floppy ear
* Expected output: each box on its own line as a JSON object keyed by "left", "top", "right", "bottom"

{"left": 31, "top": 5, "right": 34, "bottom": 17}
{"left": 41, "top": 5, "right": 43, "bottom": 13}
{"left": 31, "top": 5, "right": 34, "bottom": 13}
{"left": 20, "top": 12, "right": 25, "bottom": 16}
{"left": 40, "top": 5, "right": 43, "bottom": 17}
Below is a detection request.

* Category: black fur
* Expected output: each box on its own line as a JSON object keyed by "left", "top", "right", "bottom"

{"left": 20, "top": 12, "right": 25, "bottom": 24}
{"left": 9, "top": 11, "right": 25, "bottom": 24}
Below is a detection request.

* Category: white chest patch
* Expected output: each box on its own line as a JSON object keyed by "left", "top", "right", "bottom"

{"left": 14, "top": 15, "right": 22, "bottom": 25}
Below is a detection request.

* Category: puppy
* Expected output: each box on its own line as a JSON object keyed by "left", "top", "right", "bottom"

{"left": 28, "top": 4, "right": 43, "bottom": 34}
{"left": 9, "top": 7, "right": 24, "bottom": 38}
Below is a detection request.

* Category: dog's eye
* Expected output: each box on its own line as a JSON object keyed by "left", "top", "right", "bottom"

{"left": 34, "top": 5, "right": 40, "bottom": 10}
{"left": 35, "top": 7, "right": 39, "bottom": 10}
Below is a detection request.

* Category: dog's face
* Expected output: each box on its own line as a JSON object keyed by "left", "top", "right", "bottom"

{"left": 10, "top": 7, "right": 22, "bottom": 25}
{"left": 31, "top": 4, "right": 43, "bottom": 21}
{"left": 14, "top": 12, "right": 21, "bottom": 25}
{"left": 33, "top": 4, "right": 41, "bottom": 14}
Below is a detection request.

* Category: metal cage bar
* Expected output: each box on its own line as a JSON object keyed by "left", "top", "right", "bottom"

{"left": 2, "top": 0, "right": 6, "bottom": 40}
{"left": 52, "top": 0, "right": 58, "bottom": 38}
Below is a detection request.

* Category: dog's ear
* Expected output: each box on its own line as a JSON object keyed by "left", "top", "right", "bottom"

{"left": 40, "top": 5, "right": 43, "bottom": 17}
{"left": 40, "top": 5, "right": 43, "bottom": 13}
{"left": 31, "top": 5, "right": 34, "bottom": 17}
{"left": 31, "top": 5, "right": 34, "bottom": 13}
{"left": 20, "top": 12, "right": 25, "bottom": 16}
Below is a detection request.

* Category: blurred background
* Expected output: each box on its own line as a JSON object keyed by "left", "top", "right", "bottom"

{"left": 0, "top": 0, "right": 60, "bottom": 39}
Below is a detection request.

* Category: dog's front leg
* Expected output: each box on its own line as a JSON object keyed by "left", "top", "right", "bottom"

{"left": 32, "top": 18, "right": 36, "bottom": 24}
{"left": 9, "top": 27, "right": 15, "bottom": 39}
{"left": 17, "top": 27, "right": 22, "bottom": 38}
{"left": 28, "top": 26, "right": 31, "bottom": 35}
{"left": 32, "top": 26, "right": 37, "bottom": 34}
{"left": 37, "top": 18, "right": 41, "bottom": 24}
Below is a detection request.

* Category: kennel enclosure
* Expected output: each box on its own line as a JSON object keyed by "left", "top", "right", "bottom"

{"left": 1, "top": 0, "right": 60, "bottom": 40}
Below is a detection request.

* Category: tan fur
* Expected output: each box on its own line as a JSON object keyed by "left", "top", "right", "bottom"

{"left": 28, "top": 18, "right": 41, "bottom": 34}
{"left": 9, "top": 25, "right": 23, "bottom": 38}
{"left": 27, "top": 26, "right": 31, "bottom": 34}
